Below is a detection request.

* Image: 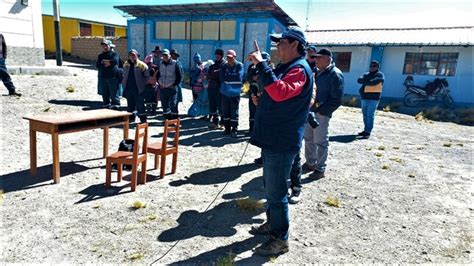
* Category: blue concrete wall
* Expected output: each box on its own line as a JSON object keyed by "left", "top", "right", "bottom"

{"left": 317, "top": 45, "right": 473, "bottom": 104}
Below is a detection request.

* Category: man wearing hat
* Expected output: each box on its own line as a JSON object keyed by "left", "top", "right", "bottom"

{"left": 122, "top": 49, "right": 149, "bottom": 123}
{"left": 157, "top": 48, "right": 182, "bottom": 120}
{"left": 248, "top": 26, "right": 313, "bottom": 256}
{"left": 206, "top": 48, "right": 226, "bottom": 129}
{"left": 303, "top": 48, "right": 344, "bottom": 179}
{"left": 357, "top": 60, "right": 385, "bottom": 138}
{"left": 219, "top": 49, "right": 244, "bottom": 137}
{"left": 96, "top": 39, "right": 121, "bottom": 109}
{"left": 306, "top": 45, "right": 318, "bottom": 72}
{"left": 170, "top": 49, "right": 184, "bottom": 110}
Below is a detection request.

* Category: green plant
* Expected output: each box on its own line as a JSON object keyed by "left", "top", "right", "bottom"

{"left": 325, "top": 196, "right": 340, "bottom": 207}
{"left": 236, "top": 198, "right": 264, "bottom": 213}
{"left": 216, "top": 252, "right": 236, "bottom": 266}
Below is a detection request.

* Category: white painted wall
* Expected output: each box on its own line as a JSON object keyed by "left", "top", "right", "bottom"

{"left": 0, "top": 0, "right": 44, "bottom": 49}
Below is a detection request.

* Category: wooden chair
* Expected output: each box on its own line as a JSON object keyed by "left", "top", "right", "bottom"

{"left": 105, "top": 123, "right": 148, "bottom": 192}
{"left": 147, "top": 118, "right": 180, "bottom": 178}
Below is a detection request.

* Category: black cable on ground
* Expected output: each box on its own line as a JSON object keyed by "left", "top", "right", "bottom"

{"left": 150, "top": 140, "right": 251, "bottom": 265}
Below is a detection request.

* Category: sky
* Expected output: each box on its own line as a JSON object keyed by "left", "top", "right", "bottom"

{"left": 41, "top": 0, "right": 473, "bottom": 30}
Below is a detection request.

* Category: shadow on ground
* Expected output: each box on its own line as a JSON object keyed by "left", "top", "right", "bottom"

{"left": 169, "top": 163, "right": 260, "bottom": 187}
{"left": 1, "top": 159, "right": 100, "bottom": 192}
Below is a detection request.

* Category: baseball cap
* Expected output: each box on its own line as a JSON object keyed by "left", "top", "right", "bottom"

{"left": 100, "top": 39, "right": 115, "bottom": 48}
{"left": 307, "top": 45, "right": 317, "bottom": 53}
{"left": 226, "top": 49, "right": 237, "bottom": 58}
{"left": 161, "top": 49, "right": 170, "bottom": 55}
{"left": 215, "top": 48, "right": 224, "bottom": 56}
{"left": 315, "top": 48, "right": 332, "bottom": 57}
{"left": 128, "top": 49, "right": 139, "bottom": 56}
{"left": 270, "top": 26, "right": 307, "bottom": 46}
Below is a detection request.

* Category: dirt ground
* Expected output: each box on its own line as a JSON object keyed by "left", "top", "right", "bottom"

{"left": 1, "top": 62, "right": 473, "bottom": 264}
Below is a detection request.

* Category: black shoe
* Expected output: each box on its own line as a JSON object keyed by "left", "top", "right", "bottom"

{"left": 249, "top": 222, "right": 271, "bottom": 235}
{"left": 357, "top": 131, "right": 370, "bottom": 138}
{"left": 254, "top": 236, "right": 289, "bottom": 256}
{"left": 254, "top": 157, "right": 263, "bottom": 166}
{"left": 288, "top": 189, "right": 301, "bottom": 204}
{"left": 301, "top": 163, "right": 316, "bottom": 173}
{"left": 309, "top": 170, "right": 325, "bottom": 180}
{"left": 230, "top": 129, "right": 238, "bottom": 138}
{"left": 8, "top": 91, "right": 21, "bottom": 97}
{"left": 208, "top": 123, "right": 219, "bottom": 130}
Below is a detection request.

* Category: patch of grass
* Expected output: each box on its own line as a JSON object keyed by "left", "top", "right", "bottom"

{"left": 131, "top": 200, "right": 147, "bottom": 210}
{"left": 43, "top": 107, "right": 51, "bottom": 112}
{"left": 389, "top": 157, "right": 402, "bottom": 163}
{"left": 417, "top": 147, "right": 425, "bottom": 150}
{"left": 375, "top": 152, "right": 383, "bottom": 157}
{"left": 443, "top": 143, "right": 452, "bottom": 147}
{"left": 408, "top": 173, "right": 416, "bottom": 178}
{"left": 377, "top": 145, "right": 385, "bottom": 150}
{"left": 216, "top": 252, "right": 236, "bottom": 266}
{"left": 236, "top": 198, "right": 264, "bottom": 213}
{"left": 417, "top": 107, "right": 474, "bottom": 126}
{"left": 366, "top": 147, "right": 372, "bottom": 151}
{"left": 127, "top": 252, "right": 144, "bottom": 260}
{"left": 325, "top": 196, "right": 340, "bottom": 208}
{"left": 92, "top": 204, "right": 100, "bottom": 209}
{"left": 139, "top": 214, "right": 157, "bottom": 223}
{"left": 382, "top": 164, "right": 390, "bottom": 170}
{"left": 457, "top": 143, "right": 464, "bottom": 147}
{"left": 269, "top": 256, "right": 277, "bottom": 263}
{"left": 66, "top": 85, "right": 75, "bottom": 93}
{"left": 0, "top": 190, "right": 3, "bottom": 204}
{"left": 393, "top": 146, "right": 400, "bottom": 150}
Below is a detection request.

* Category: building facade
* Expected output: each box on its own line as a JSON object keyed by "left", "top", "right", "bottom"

{"left": 0, "top": 0, "right": 45, "bottom": 66}
{"left": 306, "top": 27, "right": 474, "bottom": 105}
{"left": 115, "top": 0, "right": 295, "bottom": 70}
{"left": 42, "top": 15, "right": 127, "bottom": 54}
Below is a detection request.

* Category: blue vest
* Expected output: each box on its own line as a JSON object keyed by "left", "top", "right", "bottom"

{"left": 251, "top": 57, "right": 313, "bottom": 152}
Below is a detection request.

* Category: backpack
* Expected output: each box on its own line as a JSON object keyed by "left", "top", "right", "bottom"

{"left": 112, "top": 139, "right": 134, "bottom": 170}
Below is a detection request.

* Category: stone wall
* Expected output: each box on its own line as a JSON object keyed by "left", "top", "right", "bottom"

{"left": 7, "top": 47, "right": 45, "bottom": 66}
{"left": 71, "top": 36, "right": 128, "bottom": 62}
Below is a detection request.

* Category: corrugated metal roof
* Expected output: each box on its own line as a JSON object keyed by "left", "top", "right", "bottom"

{"left": 114, "top": 0, "right": 297, "bottom": 27}
{"left": 306, "top": 26, "right": 473, "bottom": 46}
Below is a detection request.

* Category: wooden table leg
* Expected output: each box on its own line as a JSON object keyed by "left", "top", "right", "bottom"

{"left": 30, "top": 128, "right": 37, "bottom": 176}
{"left": 123, "top": 118, "right": 129, "bottom": 139}
{"left": 52, "top": 132, "right": 60, "bottom": 183}
{"left": 103, "top": 127, "right": 109, "bottom": 158}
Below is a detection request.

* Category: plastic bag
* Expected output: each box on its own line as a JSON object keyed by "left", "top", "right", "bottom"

{"left": 187, "top": 89, "right": 209, "bottom": 117}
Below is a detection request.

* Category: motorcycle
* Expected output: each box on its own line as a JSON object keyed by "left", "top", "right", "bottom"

{"left": 403, "top": 75, "right": 454, "bottom": 108}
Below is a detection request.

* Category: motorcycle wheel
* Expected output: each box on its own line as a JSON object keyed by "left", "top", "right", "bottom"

{"left": 443, "top": 95, "right": 454, "bottom": 108}
{"left": 404, "top": 92, "right": 420, "bottom": 107}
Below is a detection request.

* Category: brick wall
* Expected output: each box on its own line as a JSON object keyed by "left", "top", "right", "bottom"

{"left": 71, "top": 36, "right": 128, "bottom": 62}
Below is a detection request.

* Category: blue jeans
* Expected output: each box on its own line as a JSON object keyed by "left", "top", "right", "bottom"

{"left": 262, "top": 148, "right": 297, "bottom": 241}
{"left": 160, "top": 87, "right": 178, "bottom": 117}
{"left": 361, "top": 99, "right": 379, "bottom": 134}
{"left": 125, "top": 88, "right": 146, "bottom": 122}
{"left": 100, "top": 77, "right": 120, "bottom": 107}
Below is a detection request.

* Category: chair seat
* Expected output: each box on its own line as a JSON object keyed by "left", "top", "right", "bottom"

{"left": 147, "top": 142, "right": 175, "bottom": 152}
{"left": 107, "top": 151, "right": 146, "bottom": 164}
{"left": 107, "top": 151, "right": 133, "bottom": 159}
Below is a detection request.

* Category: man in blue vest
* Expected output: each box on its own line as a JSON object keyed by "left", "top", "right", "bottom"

{"left": 248, "top": 26, "right": 313, "bottom": 256}
{"left": 158, "top": 49, "right": 182, "bottom": 120}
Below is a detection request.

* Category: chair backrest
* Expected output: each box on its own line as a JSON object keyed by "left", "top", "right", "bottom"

{"left": 161, "top": 119, "right": 180, "bottom": 151}
{"left": 133, "top": 123, "right": 148, "bottom": 160}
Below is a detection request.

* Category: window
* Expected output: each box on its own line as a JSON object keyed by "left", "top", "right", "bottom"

{"left": 403, "top": 52, "right": 458, "bottom": 76}
{"left": 332, "top": 52, "right": 352, "bottom": 72}
{"left": 79, "top": 23, "right": 91, "bottom": 36}
{"left": 104, "top": 26, "right": 115, "bottom": 37}
{"left": 155, "top": 21, "right": 170, "bottom": 39}
{"left": 171, "top": 22, "right": 186, "bottom": 39}
{"left": 154, "top": 20, "right": 236, "bottom": 40}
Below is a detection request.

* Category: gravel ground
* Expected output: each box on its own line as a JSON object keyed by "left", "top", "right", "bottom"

{"left": 1, "top": 62, "right": 473, "bottom": 264}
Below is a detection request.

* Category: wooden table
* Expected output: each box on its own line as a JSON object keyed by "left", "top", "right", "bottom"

{"left": 23, "top": 109, "right": 131, "bottom": 183}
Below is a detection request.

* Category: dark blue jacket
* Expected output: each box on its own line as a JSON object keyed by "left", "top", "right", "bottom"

{"left": 250, "top": 57, "right": 313, "bottom": 153}
{"left": 219, "top": 61, "right": 244, "bottom": 97}
{"left": 358, "top": 70, "right": 385, "bottom": 100}
{"left": 313, "top": 63, "right": 344, "bottom": 117}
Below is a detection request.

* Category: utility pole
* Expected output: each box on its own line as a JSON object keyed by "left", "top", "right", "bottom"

{"left": 53, "top": 0, "right": 63, "bottom": 66}
{"left": 305, "top": 0, "right": 311, "bottom": 31}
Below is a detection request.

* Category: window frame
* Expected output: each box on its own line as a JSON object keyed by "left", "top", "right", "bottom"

{"left": 403, "top": 52, "right": 458, "bottom": 77}
{"left": 104, "top": 26, "right": 115, "bottom": 37}
{"left": 79, "top": 22, "right": 92, "bottom": 36}
{"left": 154, "top": 20, "right": 236, "bottom": 41}
{"left": 332, "top": 51, "right": 352, "bottom": 72}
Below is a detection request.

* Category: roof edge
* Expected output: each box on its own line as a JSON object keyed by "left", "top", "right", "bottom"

{"left": 306, "top": 26, "right": 474, "bottom": 32}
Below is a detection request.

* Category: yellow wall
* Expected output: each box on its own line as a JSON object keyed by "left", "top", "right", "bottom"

{"left": 42, "top": 15, "right": 127, "bottom": 53}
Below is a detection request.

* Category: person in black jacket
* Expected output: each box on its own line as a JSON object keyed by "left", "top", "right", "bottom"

{"left": 206, "top": 49, "right": 226, "bottom": 129}
{"left": 303, "top": 48, "right": 344, "bottom": 180}
{"left": 357, "top": 60, "right": 385, "bottom": 138}
{"left": 0, "top": 33, "right": 21, "bottom": 97}
{"left": 96, "top": 39, "right": 120, "bottom": 109}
